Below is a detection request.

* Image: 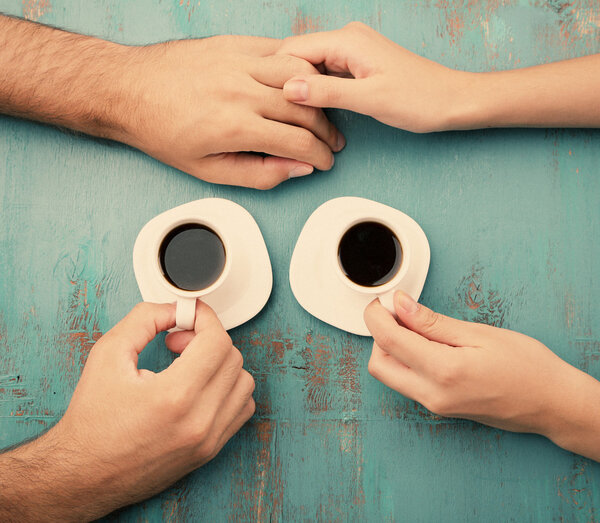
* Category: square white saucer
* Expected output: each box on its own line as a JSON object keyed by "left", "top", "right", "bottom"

{"left": 133, "top": 199, "right": 272, "bottom": 331}
{"left": 289, "top": 197, "right": 430, "bottom": 336}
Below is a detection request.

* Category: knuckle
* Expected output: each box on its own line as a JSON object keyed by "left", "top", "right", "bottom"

{"left": 375, "top": 331, "right": 395, "bottom": 352}
{"left": 189, "top": 423, "right": 211, "bottom": 447}
{"left": 197, "top": 434, "right": 219, "bottom": 459}
{"left": 252, "top": 174, "right": 279, "bottom": 191}
{"left": 345, "top": 21, "right": 369, "bottom": 34}
{"left": 302, "top": 106, "right": 321, "bottom": 128}
{"left": 230, "top": 347, "right": 244, "bottom": 370}
{"left": 214, "top": 329, "right": 233, "bottom": 351}
{"left": 244, "top": 398, "right": 256, "bottom": 419}
{"left": 295, "top": 57, "right": 318, "bottom": 76}
{"left": 131, "top": 301, "right": 152, "bottom": 317}
{"left": 421, "top": 310, "right": 442, "bottom": 334}
{"left": 431, "top": 357, "right": 462, "bottom": 387}
{"left": 218, "top": 120, "right": 244, "bottom": 143}
{"left": 326, "top": 120, "right": 338, "bottom": 143}
{"left": 162, "top": 387, "right": 192, "bottom": 418}
{"left": 240, "top": 370, "right": 256, "bottom": 397}
{"left": 367, "top": 357, "right": 382, "bottom": 380}
{"left": 424, "top": 394, "right": 450, "bottom": 417}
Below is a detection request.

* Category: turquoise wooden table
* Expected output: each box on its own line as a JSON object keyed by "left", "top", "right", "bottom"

{"left": 1, "top": 1, "right": 599, "bottom": 521}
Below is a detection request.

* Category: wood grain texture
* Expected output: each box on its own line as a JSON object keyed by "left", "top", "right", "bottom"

{"left": 1, "top": 0, "right": 599, "bottom": 521}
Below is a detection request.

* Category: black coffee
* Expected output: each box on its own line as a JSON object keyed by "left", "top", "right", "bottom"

{"left": 159, "top": 224, "right": 226, "bottom": 291}
{"left": 338, "top": 221, "right": 402, "bottom": 287}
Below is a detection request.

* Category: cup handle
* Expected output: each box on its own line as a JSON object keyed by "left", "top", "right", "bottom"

{"left": 377, "top": 290, "right": 398, "bottom": 318}
{"left": 176, "top": 297, "right": 197, "bottom": 331}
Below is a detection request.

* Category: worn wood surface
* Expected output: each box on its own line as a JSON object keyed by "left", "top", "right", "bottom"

{"left": 1, "top": 1, "right": 599, "bottom": 521}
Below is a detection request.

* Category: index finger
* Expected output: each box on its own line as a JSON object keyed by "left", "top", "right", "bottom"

{"left": 164, "top": 301, "right": 233, "bottom": 387}
{"left": 102, "top": 302, "right": 177, "bottom": 357}
{"left": 364, "top": 299, "right": 446, "bottom": 373}
{"left": 278, "top": 29, "right": 354, "bottom": 72}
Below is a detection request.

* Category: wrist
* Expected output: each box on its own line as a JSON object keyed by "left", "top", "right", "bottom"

{"left": 0, "top": 423, "right": 116, "bottom": 521}
{"left": 76, "top": 42, "right": 144, "bottom": 144}
{"left": 539, "top": 364, "right": 600, "bottom": 460}
{"left": 443, "top": 71, "right": 495, "bottom": 131}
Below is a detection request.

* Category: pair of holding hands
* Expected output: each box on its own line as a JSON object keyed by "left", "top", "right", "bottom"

{"left": 125, "top": 23, "right": 465, "bottom": 189}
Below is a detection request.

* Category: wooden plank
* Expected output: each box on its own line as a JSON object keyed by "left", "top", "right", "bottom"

{"left": 0, "top": 0, "right": 599, "bottom": 521}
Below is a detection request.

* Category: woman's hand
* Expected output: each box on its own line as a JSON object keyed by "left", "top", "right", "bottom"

{"left": 365, "top": 291, "right": 600, "bottom": 461}
{"left": 279, "top": 22, "right": 473, "bottom": 133}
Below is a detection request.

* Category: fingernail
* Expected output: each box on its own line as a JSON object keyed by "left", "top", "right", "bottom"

{"left": 396, "top": 291, "right": 419, "bottom": 314}
{"left": 289, "top": 165, "right": 313, "bottom": 178}
{"left": 284, "top": 79, "right": 308, "bottom": 102}
{"left": 335, "top": 133, "right": 346, "bottom": 152}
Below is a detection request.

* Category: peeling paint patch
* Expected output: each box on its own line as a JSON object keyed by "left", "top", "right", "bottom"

{"left": 291, "top": 9, "right": 323, "bottom": 35}
{"left": 22, "top": 0, "right": 51, "bottom": 21}
{"left": 178, "top": 0, "right": 200, "bottom": 22}
{"left": 554, "top": 1, "right": 600, "bottom": 44}
{"left": 456, "top": 264, "right": 509, "bottom": 327}
{"left": 161, "top": 479, "right": 191, "bottom": 522}
{"left": 303, "top": 333, "right": 333, "bottom": 413}
{"left": 556, "top": 458, "right": 597, "bottom": 519}
{"left": 230, "top": 420, "right": 283, "bottom": 521}
{"left": 380, "top": 386, "right": 444, "bottom": 423}
{"left": 56, "top": 278, "right": 106, "bottom": 387}
{"left": 577, "top": 338, "right": 600, "bottom": 374}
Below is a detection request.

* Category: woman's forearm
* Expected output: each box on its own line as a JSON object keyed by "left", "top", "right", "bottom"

{"left": 455, "top": 54, "right": 600, "bottom": 130}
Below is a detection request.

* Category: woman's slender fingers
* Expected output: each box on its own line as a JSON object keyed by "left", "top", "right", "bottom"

{"left": 249, "top": 53, "right": 320, "bottom": 88}
{"left": 364, "top": 299, "right": 447, "bottom": 373}
{"left": 368, "top": 343, "right": 427, "bottom": 401}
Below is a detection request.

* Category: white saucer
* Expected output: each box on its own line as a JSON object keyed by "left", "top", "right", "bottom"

{"left": 289, "top": 197, "right": 430, "bottom": 336}
{"left": 133, "top": 199, "right": 272, "bottom": 331}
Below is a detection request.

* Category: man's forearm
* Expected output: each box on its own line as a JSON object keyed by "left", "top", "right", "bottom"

{"left": 453, "top": 54, "right": 600, "bottom": 130}
{"left": 0, "top": 425, "right": 121, "bottom": 522}
{"left": 0, "top": 14, "right": 138, "bottom": 141}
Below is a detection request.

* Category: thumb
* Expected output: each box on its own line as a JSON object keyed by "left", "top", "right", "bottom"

{"left": 393, "top": 291, "right": 486, "bottom": 347}
{"left": 283, "top": 75, "right": 368, "bottom": 113}
{"left": 104, "top": 302, "right": 177, "bottom": 356}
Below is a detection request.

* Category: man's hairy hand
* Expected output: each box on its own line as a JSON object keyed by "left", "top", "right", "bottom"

{"left": 0, "top": 301, "right": 255, "bottom": 522}
{"left": 0, "top": 16, "right": 344, "bottom": 189}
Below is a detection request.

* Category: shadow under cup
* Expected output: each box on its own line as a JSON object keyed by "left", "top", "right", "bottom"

{"left": 159, "top": 223, "right": 226, "bottom": 292}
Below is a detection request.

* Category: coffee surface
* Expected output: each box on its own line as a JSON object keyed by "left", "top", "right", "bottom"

{"left": 338, "top": 221, "right": 402, "bottom": 287}
{"left": 159, "top": 224, "right": 225, "bottom": 291}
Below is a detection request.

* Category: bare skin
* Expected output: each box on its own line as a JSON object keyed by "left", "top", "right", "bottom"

{"left": 0, "top": 15, "right": 346, "bottom": 190}
{"left": 280, "top": 22, "right": 600, "bottom": 461}
{"left": 0, "top": 301, "right": 255, "bottom": 521}
{"left": 280, "top": 22, "right": 600, "bottom": 131}
{"left": 364, "top": 292, "right": 600, "bottom": 462}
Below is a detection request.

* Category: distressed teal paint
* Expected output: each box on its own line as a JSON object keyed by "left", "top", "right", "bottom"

{"left": 1, "top": 0, "right": 599, "bottom": 521}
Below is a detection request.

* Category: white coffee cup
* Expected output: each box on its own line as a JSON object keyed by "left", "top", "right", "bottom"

{"left": 332, "top": 217, "right": 409, "bottom": 315}
{"left": 153, "top": 219, "right": 231, "bottom": 330}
